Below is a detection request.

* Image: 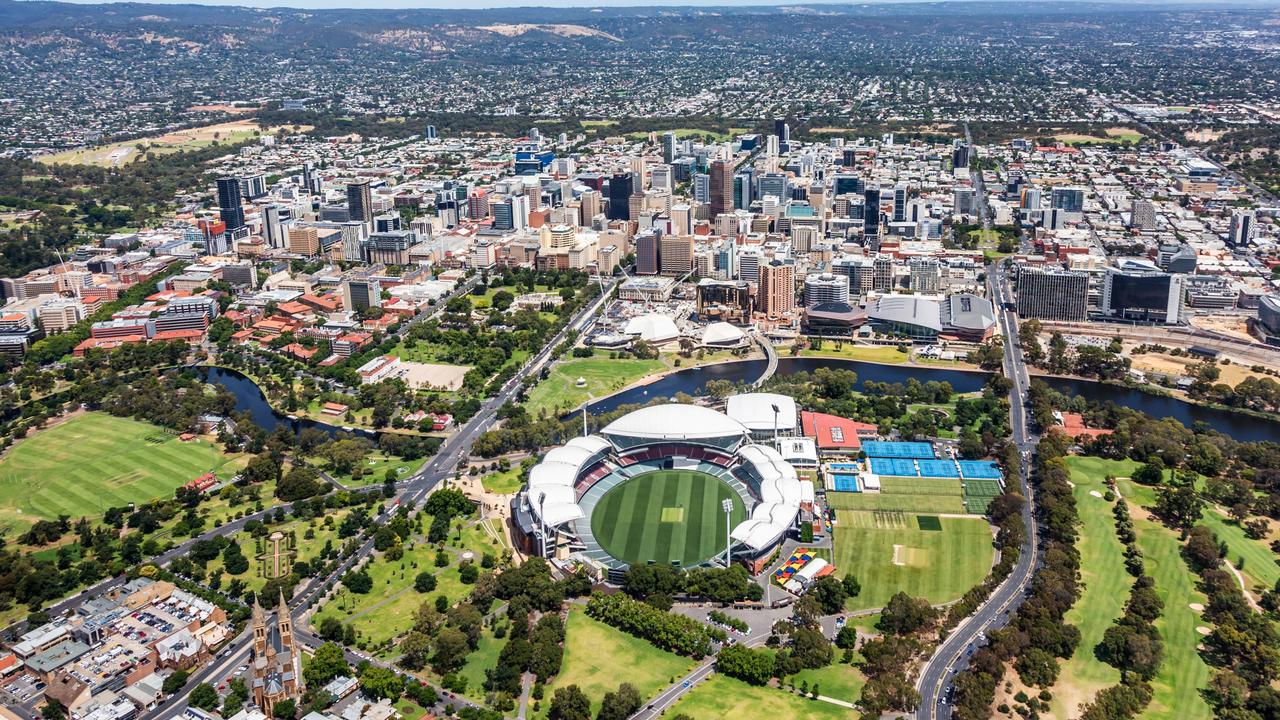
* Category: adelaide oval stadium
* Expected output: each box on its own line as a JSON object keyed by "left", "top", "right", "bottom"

{"left": 510, "top": 400, "right": 813, "bottom": 582}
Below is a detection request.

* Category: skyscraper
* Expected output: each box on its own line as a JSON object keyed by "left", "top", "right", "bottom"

{"left": 216, "top": 176, "right": 245, "bottom": 233}
{"left": 863, "top": 185, "right": 882, "bottom": 240}
{"left": 758, "top": 259, "right": 796, "bottom": 316}
{"left": 662, "top": 132, "right": 678, "bottom": 164}
{"left": 774, "top": 119, "right": 790, "bottom": 152}
{"left": 607, "top": 172, "right": 633, "bottom": 221}
{"left": 709, "top": 159, "right": 733, "bottom": 218}
{"left": 347, "top": 180, "right": 373, "bottom": 227}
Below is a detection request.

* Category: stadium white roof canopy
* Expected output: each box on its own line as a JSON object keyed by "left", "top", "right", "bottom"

{"left": 601, "top": 404, "right": 749, "bottom": 443}
{"left": 725, "top": 393, "right": 798, "bottom": 433}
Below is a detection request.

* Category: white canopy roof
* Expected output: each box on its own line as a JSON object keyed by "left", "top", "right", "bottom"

{"left": 601, "top": 404, "right": 749, "bottom": 443}
{"left": 566, "top": 435, "right": 611, "bottom": 455}
{"left": 529, "top": 485, "right": 584, "bottom": 527}
{"left": 623, "top": 313, "right": 679, "bottom": 343}
{"left": 726, "top": 393, "right": 798, "bottom": 433}
{"left": 702, "top": 322, "right": 745, "bottom": 345}
{"left": 731, "top": 519, "right": 789, "bottom": 551}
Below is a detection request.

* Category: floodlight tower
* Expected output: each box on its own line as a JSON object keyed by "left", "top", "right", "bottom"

{"left": 722, "top": 498, "right": 734, "bottom": 568}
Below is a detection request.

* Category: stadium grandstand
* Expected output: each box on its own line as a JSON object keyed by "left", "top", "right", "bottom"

{"left": 510, "top": 401, "right": 815, "bottom": 581}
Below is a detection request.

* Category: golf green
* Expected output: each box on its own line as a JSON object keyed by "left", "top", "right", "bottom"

{"left": 590, "top": 470, "right": 746, "bottom": 567}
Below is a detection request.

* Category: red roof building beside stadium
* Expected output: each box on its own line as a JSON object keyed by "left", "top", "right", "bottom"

{"left": 800, "top": 411, "right": 878, "bottom": 453}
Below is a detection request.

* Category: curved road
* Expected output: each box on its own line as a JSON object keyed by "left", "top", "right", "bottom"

{"left": 915, "top": 259, "right": 1041, "bottom": 718}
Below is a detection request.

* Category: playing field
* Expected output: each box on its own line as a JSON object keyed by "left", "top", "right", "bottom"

{"left": 0, "top": 412, "right": 244, "bottom": 535}
{"left": 832, "top": 510, "right": 994, "bottom": 611}
{"left": 591, "top": 470, "right": 746, "bottom": 567}
{"left": 827, "top": 476, "right": 968, "bottom": 515}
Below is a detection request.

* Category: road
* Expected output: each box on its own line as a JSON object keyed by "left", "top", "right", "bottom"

{"left": 916, "top": 259, "right": 1041, "bottom": 719}
{"left": 148, "top": 276, "right": 620, "bottom": 718}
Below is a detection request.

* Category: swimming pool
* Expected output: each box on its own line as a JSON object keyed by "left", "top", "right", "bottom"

{"left": 832, "top": 474, "right": 859, "bottom": 492}
{"left": 829, "top": 463, "right": 860, "bottom": 471}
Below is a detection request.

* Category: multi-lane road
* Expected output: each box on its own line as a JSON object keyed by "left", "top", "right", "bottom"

{"left": 916, "top": 259, "right": 1042, "bottom": 718}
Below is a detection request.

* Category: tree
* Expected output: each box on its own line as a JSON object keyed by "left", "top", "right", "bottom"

{"left": 189, "top": 683, "right": 219, "bottom": 712}
{"left": 40, "top": 702, "right": 65, "bottom": 720}
{"left": 415, "top": 571, "right": 438, "bottom": 593}
{"left": 810, "top": 575, "right": 847, "bottom": 615}
{"left": 716, "top": 644, "right": 774, "bottom": 685}
{"left": 399, "top": 631, "right": 433, "bottom": 671}
{"left": 1154, "top": 482, "right": 1203, "bottom": 533}
{"left": 242, "top": 454, "right": 281, "bottom": 484}
{"left": 162, "top": 669, "right": 189, "bottom": 694}
{"left": 358, "top": 665, "right": 404, "bottom": 701}
{"left": 842, "top": 574, "right": 861, "bottom": 598}
{"left": 343, "top": 568, "right": 373, "bottom": 594}
{"left": 1132, "top": 458, "right": 1165, "bottom": 486}
{"left": 432, "top": 627, "right": 472, "bottom": 674}
{"left": 1014, "top": 648, "right": 1060, "bottom": 688}
{"left": 272, "top": 699, "right": 297, "bottom": 719}
{"left": 304, "top": 642, "right": 349, "bottom": 686}
{"left": 276, "top": 465, "right": 324, "bottom": 501}
{"left": 549, "top": 685, "right": 592, "bottom": 720}
{"left": 879, "top": 592, "right": 937, "bottom": 635}
{"left": 596, "top": 683, "right": 642, "bottom": 720}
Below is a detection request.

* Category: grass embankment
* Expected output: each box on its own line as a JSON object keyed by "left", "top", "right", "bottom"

{"left": 531, "top": 610, "right": 696, "bottom": 719}
{"left": 0, "top": 412, "right": 246, "bottom": 535}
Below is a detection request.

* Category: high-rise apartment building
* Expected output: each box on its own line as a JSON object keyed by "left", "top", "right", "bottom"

{"left": 1229, "top": 209, "right": 1256, "bottom": 247}
{"left": 758, "top": 260, "right": 795, "bottom": 317}
{"left": 908, "top": 257, "right": 941, "bottom": 294}
{"left": 1051, "top": 186, "right": 1085, "bottom": 213}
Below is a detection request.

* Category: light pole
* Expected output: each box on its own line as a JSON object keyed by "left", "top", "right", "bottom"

{"left": 771, "top": 403, "right": 780, "bottom": 441}
{"left": 722, "top": 498, "right": 734, "bottom": 568}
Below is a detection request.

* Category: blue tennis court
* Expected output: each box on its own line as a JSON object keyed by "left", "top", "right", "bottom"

{"left": 958, "top": 460, "right": 1002, "bottom": 479}
{"left": 862, "top": 441, "right": 935, "bottom": 459}
{"left": 870, "top": 457, "right": 919, "bottom": 476}
{"left": 832, "top": 474, "right": 859, "bottom": 492}
{"left": 918, "top": 459, "right": 960, "bottom": 478}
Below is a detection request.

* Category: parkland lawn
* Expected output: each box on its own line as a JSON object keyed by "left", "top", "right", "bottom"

{"left": 831, "top": 508, "right": 994, "bottom": 611}
{"left": 0, "top": 412, "right": 246, "bottom": 535}
{"left": 1050, "top": 457, "right": 1133, "bottom": 717}
{"left": 665, "top": 673, "right": 852, "bottom": 720}
{"left": 798, "top": 343, "right": 910, "bottom": 364}
{"left": 522, "top": 351, "right": 665, "bottom": 417}
{"left": 531, "top": 610, "right": 696, "bottom": 720}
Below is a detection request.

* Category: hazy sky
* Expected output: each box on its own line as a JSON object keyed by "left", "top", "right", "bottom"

{"left": 37, "top": 0, "right": 1266, "bottom": 8}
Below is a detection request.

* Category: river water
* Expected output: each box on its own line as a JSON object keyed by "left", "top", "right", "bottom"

{"left": 579, "top": 358, "right": 1280, "bottom": 444}
{"left": 192, "top": 361, "right": 1278, "bottom": 444}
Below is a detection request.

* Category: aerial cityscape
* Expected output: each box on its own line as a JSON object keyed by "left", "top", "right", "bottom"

{"left": 1, "top": 2, "right": 1279, "bottom": 720}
